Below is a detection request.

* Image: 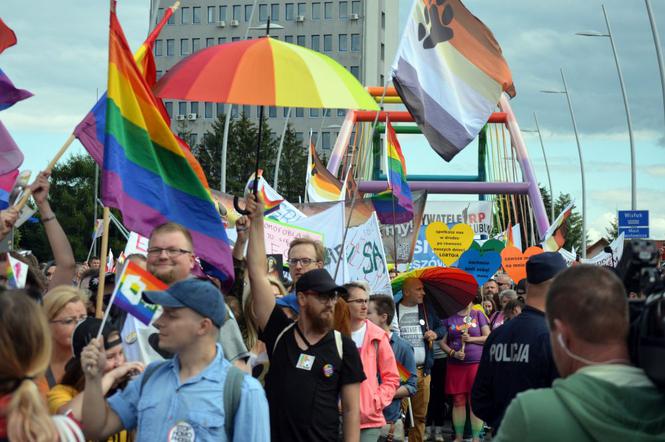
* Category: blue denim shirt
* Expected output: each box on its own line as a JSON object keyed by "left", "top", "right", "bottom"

{"left": 108, "top": 344, "right": 270, "bottom": 442}
{"left": 383, "top": 333, "right": 418, "bottom": 423}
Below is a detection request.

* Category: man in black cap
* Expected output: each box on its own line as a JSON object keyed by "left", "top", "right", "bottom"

{"left": 245, "top": 196, "right": 366, "bottom": 442}
{"left": 471, "top": 251, "right": 567, "bottom": 433}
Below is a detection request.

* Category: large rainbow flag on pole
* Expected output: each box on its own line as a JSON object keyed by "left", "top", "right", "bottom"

{"left": 102, "top": 6, "right": 234, "bottom": 287}
{"left": 392, "top": 0, "right": 514, "bottom": 161}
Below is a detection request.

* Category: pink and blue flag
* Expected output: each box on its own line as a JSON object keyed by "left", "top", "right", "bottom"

{"left": 0, "top": 68, "right": 32, "bottom": 111}
{"left": 0, "top": 120, "right": 24, "bottom": 175}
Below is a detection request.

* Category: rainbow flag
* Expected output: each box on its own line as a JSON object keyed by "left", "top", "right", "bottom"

{"left": 112, "top": 261, "right": 166, "bottom": 325}
{"left": 381, "top": 119, "right": 413, "bottom": 223}
{"left": 392, "top": 0, "right": 514, "bottom": 161}
{"left": 101, "top": 8, "right": 234, "bottom": 287}
{"left": 245, "top": 170, "right": 284, "bottom": 214}
{"left": 395, "top": 360, "right": 412, "bottom": 383}
{"left": 307, "top": 142, "right": 345, "bottom": 202}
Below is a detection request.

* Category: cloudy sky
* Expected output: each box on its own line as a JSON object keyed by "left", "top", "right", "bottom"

{"left": 1, "top": 0, "right": 664, "bottom": 244}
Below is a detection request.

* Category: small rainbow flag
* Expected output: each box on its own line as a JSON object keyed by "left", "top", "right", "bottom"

{"left": 381, "top": 119, "right": 413, "bottom": 223}
{"left": 245, "top": 170, "right": 284, "bottom": 214}
{"left": 101, "top": 7, "right": 234, "bottom": 288}
{"left": 112, "top": 261, "right": 166, "bottom": 325}
{"left": 395, "top": 359, "right": 412, "bottom": 383}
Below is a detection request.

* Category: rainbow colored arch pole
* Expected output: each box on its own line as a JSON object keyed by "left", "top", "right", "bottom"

{"left": 154, "top": 21, "right": 378, "bottom": 212}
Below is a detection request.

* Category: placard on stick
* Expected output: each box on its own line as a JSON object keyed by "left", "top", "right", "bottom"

{"left": 425, "top": 222, "right": 474, "bottom": 266}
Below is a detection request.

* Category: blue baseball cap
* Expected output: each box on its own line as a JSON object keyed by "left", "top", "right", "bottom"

{"left": 144, "top": 278, "right": 226, "bottom": 328}
{"left": 526, "top": 252, "right": 567, "bottom": 284}
{"left": 276, "top": 293, "right": 300, "bottom": 314}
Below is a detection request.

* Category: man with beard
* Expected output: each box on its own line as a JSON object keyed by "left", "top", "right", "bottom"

{"left": 120, "top": 223, "right": 249, "bottom": 366}
{"left": 246, "top": 196, "right": 365, "bottom": 442}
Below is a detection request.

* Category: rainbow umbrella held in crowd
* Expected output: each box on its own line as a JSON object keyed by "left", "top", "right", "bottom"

{"left": 154, "top": 21, "right": 379, "bottom": 212}
{"left": 391, "top": 266, "right": 478, "bottom": 319}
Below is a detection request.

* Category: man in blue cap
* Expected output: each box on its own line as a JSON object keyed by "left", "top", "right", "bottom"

{"left": 79, "top": 278, "right": 270, "bottom": 442}
{"left": 471, "top": 251, "right": 567, "bottom": 434}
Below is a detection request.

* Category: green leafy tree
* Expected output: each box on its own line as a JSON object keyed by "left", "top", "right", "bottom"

{"left": 273, "top": 124, "right": 307, "bottom": 202}
{"left": 552, "top": 192, "right": 585, "bottom": 252}
{"left": 18, "top": 154, "right": 126, "bottom": 262}
{"left": 605, "top": 215, "right": 619, "bottom": 242}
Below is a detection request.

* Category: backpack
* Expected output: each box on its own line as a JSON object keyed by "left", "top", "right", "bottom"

{"left": 139, "top": 361, "right": 245, "bottom": 440}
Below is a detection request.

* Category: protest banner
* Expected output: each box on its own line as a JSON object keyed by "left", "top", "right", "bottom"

{"left": 264, "top": 218, "right": 323, "bottom": 263}
{"left": 426, "top": 222, "right": 474, "bottom": 266}
{"left": 501, "top": 246, "right": 544, "bottom": 282}
{"left": 123, "top": 231, "right": 150, "bottom": 257}
{"left": 411, "top": 225, "right": 444, "bottom": 269}
{"left": 559, "top": 233, "right": 625, "bottom": 267}
{"left": 345, "top": 212, "right": 391, "bottom": 294}
{"left": 456, "top": 248, "right": 502, "bottom": 286}
{"left": 422, "top": 201, "right": 494, "bottom": 239}
{"left": 379, "top": 190, "right": 428, "bottom": 264}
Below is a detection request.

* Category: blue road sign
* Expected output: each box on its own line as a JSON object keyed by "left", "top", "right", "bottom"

{"left": 618, "top": 210, "right": 649, "bottom": 239}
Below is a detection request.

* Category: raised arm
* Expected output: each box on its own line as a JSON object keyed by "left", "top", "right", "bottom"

{"left": 30, "top": 172, "right": 76, "bottom": 289}
{"left": 245, "top": 196, "right": 275, "bottom": 331}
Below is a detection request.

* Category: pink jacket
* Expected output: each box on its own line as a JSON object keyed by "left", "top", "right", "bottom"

{"left": 357, "top": 320, "right": 400, "bottom": 429}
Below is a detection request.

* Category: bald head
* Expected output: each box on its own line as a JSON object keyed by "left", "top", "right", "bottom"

{"left": 546, "top": 265, "right": 629, "bottom": 344}
{"left": 402, "top": 278, "right": 425, "bottom": 306}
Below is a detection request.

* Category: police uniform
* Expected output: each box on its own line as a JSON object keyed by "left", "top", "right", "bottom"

{"left": 471, "top": 305, "right": 559, "bottom": 430}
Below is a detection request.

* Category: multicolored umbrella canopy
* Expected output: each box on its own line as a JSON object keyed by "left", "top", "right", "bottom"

{"left": 391, "top": 267, "right": 478, "bottom": 319}
{"left": 154, "top": 36, "right": 379, "bottom": 110}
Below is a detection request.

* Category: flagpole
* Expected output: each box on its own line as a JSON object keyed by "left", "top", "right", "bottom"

{"left": 95, "top": 207, "right": 111, "bottom": 318}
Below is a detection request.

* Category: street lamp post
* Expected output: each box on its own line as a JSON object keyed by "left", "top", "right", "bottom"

{"left": 522, "top": 112, "right": 554, "bottom": 222}
{"left": 541, "top": 68, "right": 587, "bottom": 257}
{"left": 576, "top": 4, "right": 636, "bottom": 210}
{"left": 273, "top": 107, "right": 291, "bottom": 191}
{"left": 645, "top": 0, "right": 665, "bottom": 132}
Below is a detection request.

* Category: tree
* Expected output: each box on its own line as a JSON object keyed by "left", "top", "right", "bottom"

{"left": 274, "top": 123, "right": 308, "bottom": 203}
{"left": 18, "top": 154, "right": 126, "bottom": 262}
{"left": 605, "top": 215, "right": 619, "bottom": 242}
{"left": 552, "top": 192, "right": 585, "bottom": 252}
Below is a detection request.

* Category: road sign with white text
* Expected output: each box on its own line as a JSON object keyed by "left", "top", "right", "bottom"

{"left": 618, "top": 210, "right": 649, "bottom": 239}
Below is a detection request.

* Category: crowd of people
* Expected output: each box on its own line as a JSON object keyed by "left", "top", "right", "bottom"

{"left": 0, "top": 179, "right": 664, "bottom": 442}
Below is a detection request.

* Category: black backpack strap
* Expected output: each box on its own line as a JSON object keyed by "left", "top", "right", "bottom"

{"left": 224, "top": 365, "right": 246, "bottom": 441}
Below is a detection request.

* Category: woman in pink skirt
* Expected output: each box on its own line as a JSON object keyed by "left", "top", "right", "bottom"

{"left": 440, "top": 302, "right": 490, "bottom": 442}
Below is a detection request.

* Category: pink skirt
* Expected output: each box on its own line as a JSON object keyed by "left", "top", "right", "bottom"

{"left": 445, "top": 362, "right": 479, "bottom": 395}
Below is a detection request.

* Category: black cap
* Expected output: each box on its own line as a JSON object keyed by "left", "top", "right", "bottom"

{"left": 71, "top": 318, "right": 120, "bottom": 359}
{"left": 516, "top": 278, "right": 527, "bottom": 295}
{"left": 526, "top": 252, "right": 567, "bottom": 284}
{"left": 295, "top": 268, "right": 347, "bottom": 296}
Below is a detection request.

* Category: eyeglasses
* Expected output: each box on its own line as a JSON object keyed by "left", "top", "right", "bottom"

{"left": 305, "top": 290, "right": 339, "bottom": 304}
{"left": 50, "top": 315, "right": 88, "bottom": 326}
{"left": 346, "top": 298, "right": 369, "bottom": 305}
{"left": 147, "top": 247, "right": 192, "bottom": 258}
{"left": 288, "top": 258, "right": 317, "bottom": 267}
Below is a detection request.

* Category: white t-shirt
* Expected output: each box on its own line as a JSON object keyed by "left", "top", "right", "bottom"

{"left": 351, "top": 321, "right": 367, "bottom": 349}
{"left": 398, "top": 303, "right": 426, "bottom": 365}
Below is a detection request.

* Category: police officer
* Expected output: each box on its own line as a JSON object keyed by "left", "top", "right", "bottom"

{"left": 471, "top": 252, "right": 566, "bottom": 433}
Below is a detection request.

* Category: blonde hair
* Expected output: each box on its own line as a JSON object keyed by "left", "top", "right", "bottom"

{"left": 0, "top": 291, "right": 57, "bottom": 441}
{"left": 267, "top": 276, "right": 287, "bottom": 297}
{"left": 43, "top": 285, "right": 89, "bottom": 321}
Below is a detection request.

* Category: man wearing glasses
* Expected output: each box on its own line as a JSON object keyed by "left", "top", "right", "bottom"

{"left": 246, "top": 196, "right": 365, "bottom": 442}
{"left": 120, "top": 222, "right": 249, "bottom": 367}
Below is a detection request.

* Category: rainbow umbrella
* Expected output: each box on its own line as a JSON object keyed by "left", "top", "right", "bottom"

{"left": 391, "top": 267, "right": 478, "bottom": 319}
{"left": 154, "top": 36, "right": 379, "bottom": 111}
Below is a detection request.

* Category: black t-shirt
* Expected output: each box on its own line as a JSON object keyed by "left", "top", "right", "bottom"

{"left": 259, "top": 305, "right": 366, "bottom": 442}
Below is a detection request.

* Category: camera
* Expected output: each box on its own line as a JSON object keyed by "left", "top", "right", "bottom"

{"left": 616, "top": 240, "right": 665, "bottom": 389}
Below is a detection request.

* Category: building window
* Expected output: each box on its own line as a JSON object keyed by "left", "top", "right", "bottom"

{"left": 243, "top": 105, "right": 251, "bottom": 117}
{"left": 337, "top": 109, "right": 346, "bottom": 117}
{"left": 178, "top": 102, "right": 187, "bottom": 115}
{"left": 322, "top": 132, "right": 331, "bottom": 150}
{"left": 208, "top": 6, "right": 215, "bottom": 23}
{"left": 167, "top": 9, "right": 175, "bottom": 24}
{"left": 205, "top": 102, "right": 213, "bottom": 119}
{"left": 259, "top": 4, "right": 268, "bottom": 22}
{"left": 191, "top": 102, "right": 199, "bottom": 115}
{"left": 271, "top": 3, "right": 280, "bottom": 20}
{"left": 245, "top": 4, "right": 253, "bottom": 22}
{"left": 269, "top": 106, "right": 277, "bottom": 118}
{"left": 193, "top": 7, "right": 201, "bottom": 24}
{"left": 352, "top": 1, "right": 360, "bottom": 15}
{"left": 312, "top": 2, "right": 320, "bottom": 19}
{"left": 323, "top": 34, "right": 332, "bottom": 52}
{"left": 189, "top": 133, "right": 198, "bottom": 147}
{"left": 206, "top": 38, "right": 214, "bottom": 48}
{"left": 232, "top": 36, "right": 241, "bottom": 42}
{"left": 297, "top": 35, "right": 306, "bottom": 46}
{"left": 156, "top": 70, "right": 163, "bottom": 80}
{"left": 297, "top": 2, "right": 306, "bottom": 17}
{"left": 233, "top": 5, "right": 241, "bottom": 20}
{"left": 166, "top": 39, "right": 174, "bottom": 56}
{"left": 381, "top": 43, "right": 385, "bottom": 60}
{"left": 180, "top": 39, "right": 190, "bottom": 56}
{"left": 218, "top": 37, "right": 227, "bottom": 44}
{"left": 338, "top": 34, "right": 347, "bottom": 51}
{"left": 285, "top": 35, "right": 294, "bottom": 43}
{"left": 296, "top": 108, "right": 304, "bottom": 117}
{"left": 231, "top": 106, "right": 239, "bottom": 118}
{"left": 181, "top": 7, "right": 190, "bottom": 24}
{"left": 192, "top": 38, "right": 201, "bottom": 53}
{"left": 217, "top": 103, "right": 225, "bottom": 116}
{"left": 351, "top": 34, "right": 360, "bottom": 51}
{"left": 310, "top": 108, "right": 319, "bottom": 117}
{"left": 165, "top": 101, "right": 173, "bottom": 118}
{"left": 311, "top": 34, "right": 320, "bottom": 51}
{"left": 154, "top": 39, "right": 163, "bottom": 56}
{"left": 381, "top": 12, "right": 385, "bottom": 29}
{"left": 324, "top": 2, "right": 333, "bottom": 19}
{"left": 219, "top": 6, "right": 227, "bottom": 21}
{"left": 295, "top": 132, "right": 304, "bottom": 144}
{"left": 156, "top": 8, "right": 164, "bottom": 23}
{"left": 350, "top": 65, "right": 360, "bottom": 79}
{"left": 285, "top": 3, "right": 294, "bottom": 20}
{"left": 339, "top": 1, "right": 347, "bottom": 18}
{"left": 380, "top": 74, "right": 384, "bottom": 85}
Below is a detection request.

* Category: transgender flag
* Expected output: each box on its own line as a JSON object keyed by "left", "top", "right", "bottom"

{"left": 392, "top": 0, "right": 515, "bottom": 161}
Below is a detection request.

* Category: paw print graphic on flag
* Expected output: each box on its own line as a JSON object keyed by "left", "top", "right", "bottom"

{"left": 120, "top": 274, "right": 146, "bottom": 305}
